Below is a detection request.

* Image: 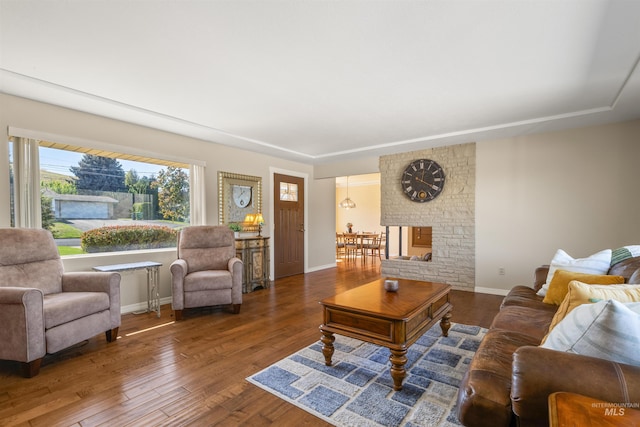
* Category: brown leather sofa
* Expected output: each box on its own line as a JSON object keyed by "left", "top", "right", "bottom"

{"left": 456, "top": 256, "right": 640, "bottom": 427}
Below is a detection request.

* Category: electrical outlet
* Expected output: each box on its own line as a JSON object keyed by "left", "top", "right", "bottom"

{"left": 498, "top": 267, "right": 505, "bottom": 275}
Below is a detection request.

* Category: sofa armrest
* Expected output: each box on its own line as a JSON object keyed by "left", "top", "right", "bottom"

{"left": 0, "top": 287, "right": 46, "bottom": 363}
{"left": 62, "top": 271, "right": 119, "bottom": 293}
{"left": 229, "top": 257, "right": 243, "bottom": 304}
{"left": 512, "top": 346, "right": 640, "bottom": 426}
{"left": 228, "top": 256, "right": 242, "bottom": 273}
{"left": 170, "top": 259, "right": 188, "bottom": 310}
{"left": 170, "top": 259, "right": 188, "bottom": 280}
{"left": 533, "top": 265, "right": 549, "bottom": 291}
{"left": 62, "top": 272, "right": 121, "bottom": 328}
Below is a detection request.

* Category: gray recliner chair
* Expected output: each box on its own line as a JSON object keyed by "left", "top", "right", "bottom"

{"left": 170, "top": 225, "right": 243, "bottom": 320}
{"left": 0, "top": 228, "right": 121, "bottom": 377}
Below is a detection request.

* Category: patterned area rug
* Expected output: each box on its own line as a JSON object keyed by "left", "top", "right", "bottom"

{"left": 246, "top": 323, "right": 486, "bottom": 426}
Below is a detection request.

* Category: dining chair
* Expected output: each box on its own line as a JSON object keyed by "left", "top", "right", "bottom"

{"left": 362, "top": 233, "right": 382, "bottom": 262}
{"left": 336, "top": 233, "right": 346, "bottom": 258}
{"left": 379, "top": 232, "right": 386, "bottom": 259}
{"left": 343, "top": 233, "right": 359, "bottom": 261}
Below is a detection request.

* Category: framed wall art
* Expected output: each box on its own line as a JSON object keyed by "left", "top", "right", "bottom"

{"left": 218, "top": 171, "right": 262, "bottom": 227}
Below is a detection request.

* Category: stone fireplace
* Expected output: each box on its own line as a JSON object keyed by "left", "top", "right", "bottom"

{"left": 380, "top": 142, "right": 475, "bottom": 291}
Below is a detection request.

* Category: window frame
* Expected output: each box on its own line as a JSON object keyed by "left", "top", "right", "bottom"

{"left": 8, "top": 127, "right": 206, "bottom": 256}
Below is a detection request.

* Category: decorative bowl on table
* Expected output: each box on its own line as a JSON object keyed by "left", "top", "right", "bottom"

{"left": 384, "top": 279, "right": 399, "bottom": 292}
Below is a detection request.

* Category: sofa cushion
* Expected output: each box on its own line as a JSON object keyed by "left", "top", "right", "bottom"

{"left": 183, "top": 270, "right": 232, "bottom": 292}
{"left": 501, "top": 285, "right": 541, "bottom": 309}
{"left": 0, "top": 228, "right": 65, "bottom": 295}
{"left": 541, "top": 299, "right": 640, "bottom": 367}
{"left": 609, "top": 256, "right": 640, "bottom": 282}
{"left": 542, "top": 269, "right": 624, "bottom": 305}
{"left": 456, "top": 329, "right": 540, "bottom": 427}
{"left": 44, "top": 292, "right": 110, "bottom": 329}
{"left": 537, "top": 249, "right": 611, "bottom": 297}
{"left": 543, "top": 282, "right": 640, "bottom": 342}
{"left": 490, "top": 306, "right": 555, "bottom": 342}
{"left": 178, "top": 226, "right": 235, "bottom": 273}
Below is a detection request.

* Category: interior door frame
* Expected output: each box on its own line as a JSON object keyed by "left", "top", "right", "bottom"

{"left": 268, "top": 167, "right": 309, "bottom": 280}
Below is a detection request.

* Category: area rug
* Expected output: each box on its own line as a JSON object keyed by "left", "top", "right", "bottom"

{"left": 246, "top": 323, "right": 486, "bottom": 427}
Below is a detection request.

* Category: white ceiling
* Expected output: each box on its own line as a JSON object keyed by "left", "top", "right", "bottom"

{"left": 1, "top": 0, "right": 639, "bottom": 165}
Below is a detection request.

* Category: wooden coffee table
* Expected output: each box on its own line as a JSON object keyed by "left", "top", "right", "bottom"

{"left": 319, "top": 278, "right": 452, "bottom": 391}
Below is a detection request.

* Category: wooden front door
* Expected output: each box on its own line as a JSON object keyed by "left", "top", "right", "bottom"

{"left": 274, "top": 173, "right": 305, "bottom": 278}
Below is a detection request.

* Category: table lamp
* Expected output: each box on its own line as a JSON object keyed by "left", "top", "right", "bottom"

{"left": 243, "top": 213, "right": 255, "bottom": 228}
{"left": 254, "top": 213, "right": 265, "bottom": 237}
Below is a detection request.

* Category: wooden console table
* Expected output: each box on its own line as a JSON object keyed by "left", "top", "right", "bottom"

{"left": 235, "top": 236, "right": 270, "bottom": 293}
{"left": 93, "top": 261, "right": 162, "bottom": 317}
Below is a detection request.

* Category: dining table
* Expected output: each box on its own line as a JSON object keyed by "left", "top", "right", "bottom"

{"left": 340, "top": 232, "right": 379, "bottom": 262}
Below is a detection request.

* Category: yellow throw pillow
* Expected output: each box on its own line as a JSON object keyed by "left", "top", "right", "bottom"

{"left": 542, "top": 281, "right": 640, "bottom": 344}
{"left": 542, "top": 270, "right": 624, "bottom": 305}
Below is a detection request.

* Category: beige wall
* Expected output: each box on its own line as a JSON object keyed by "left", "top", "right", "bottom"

{"left": 0, "top": 94, "right": 337, "bottom": 310}
{"left": 309, "top": 177, "right": 339, "bottom": 271}
{"left": 476, "top": 119, "right": 640, "bottom": 293}
{"left": 336, "top": 183, "right": 382, "bottom": 234}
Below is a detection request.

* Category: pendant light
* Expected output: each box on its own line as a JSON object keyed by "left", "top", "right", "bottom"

{"left": 338, "top": 176, "right": 356, "bottom": 209}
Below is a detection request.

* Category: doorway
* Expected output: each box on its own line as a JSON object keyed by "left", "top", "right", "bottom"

{"left": 273, "top": 173, "right": 305, "bottom": 278}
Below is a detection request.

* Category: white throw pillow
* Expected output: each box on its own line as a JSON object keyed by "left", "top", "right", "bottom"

{"left": 537, "top": 249, "right": 612, "bottom": 297}
{"left": 541, "top": 299, "right": 640, "bottom": 367}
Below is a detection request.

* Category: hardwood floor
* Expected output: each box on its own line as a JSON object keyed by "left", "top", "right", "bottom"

{"left": 0, "top": 260, "right": 504, "bottom": 426}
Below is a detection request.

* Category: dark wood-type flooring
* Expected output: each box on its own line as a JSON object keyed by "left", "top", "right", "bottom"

{"left": 0, "top": 259, "right": 504, "bottom": 426}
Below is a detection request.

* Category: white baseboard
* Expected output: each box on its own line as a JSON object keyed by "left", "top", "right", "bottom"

{"left": 121, "top": 296, "right": 172, "bottom": 314}
{"left": 306, "top": 262, "right": 337, "bottom": 273}
{"left": 473, "top": 286, "right": 510, "bottom": 296}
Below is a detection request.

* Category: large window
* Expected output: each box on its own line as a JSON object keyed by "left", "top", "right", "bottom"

{"left": 8, "top": 135, "right": 205, "bottom": 256}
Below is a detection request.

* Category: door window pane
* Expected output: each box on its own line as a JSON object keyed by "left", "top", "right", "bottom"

{"left": 280, "top": 182, "right": 298, "bottom": 202}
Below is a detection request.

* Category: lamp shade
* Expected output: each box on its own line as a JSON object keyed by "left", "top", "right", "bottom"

{"left": 339, "top": 176, "right": 356, "bottom": 209}
{"left": 253, "top": 213, "right": 265, "bottom": 225}
{"left": 243, "top": 213, "right": 256, "bottom": 224}
{"left": 338, "top": 197, "right": 356, "bottom": 209}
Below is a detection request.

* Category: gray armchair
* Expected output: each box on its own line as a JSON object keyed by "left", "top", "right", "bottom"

{"left": 0, "top": 228, "right": 121, "bottom": 377}
{"left": 170, "top": 225, "right": 243, "bottom": 320}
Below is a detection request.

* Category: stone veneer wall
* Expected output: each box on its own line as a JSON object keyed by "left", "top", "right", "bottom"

{"left": 380, "top": 143, "right": 475, "bottom": 291}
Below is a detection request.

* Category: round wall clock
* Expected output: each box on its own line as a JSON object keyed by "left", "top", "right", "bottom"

{"left": 232, "top": 185, "right": 252, "bottom": 208}
{"left": 401, "top": 159, "right": 445, "bottom": 202}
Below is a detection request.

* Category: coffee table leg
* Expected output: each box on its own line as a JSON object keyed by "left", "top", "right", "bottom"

{"left": 389, "top": 348, "right": 408, "bottom": 391}
{"left": 321, "top": 330, "right": 335, "bottom": 366}
{"left": 440, "top": 312, "right": 452, "bottom": 337}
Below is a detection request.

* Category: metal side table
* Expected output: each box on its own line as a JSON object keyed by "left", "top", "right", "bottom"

{"left": 93, "top": 261, "right": 162, "bottom": 317}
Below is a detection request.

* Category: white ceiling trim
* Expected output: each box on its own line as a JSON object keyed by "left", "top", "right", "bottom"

{"left": 315, "top": 105, "right": 616, "bottom": 159}
{"left": 3, "top": 66, "right": 631, "bottom": 164}
{"left": 610, "top": 54, "right": 640, "bottom": 109}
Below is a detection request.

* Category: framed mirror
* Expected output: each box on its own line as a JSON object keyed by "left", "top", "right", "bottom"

{"left": 218, "top": 171, "right": 262, "bottom": 228}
